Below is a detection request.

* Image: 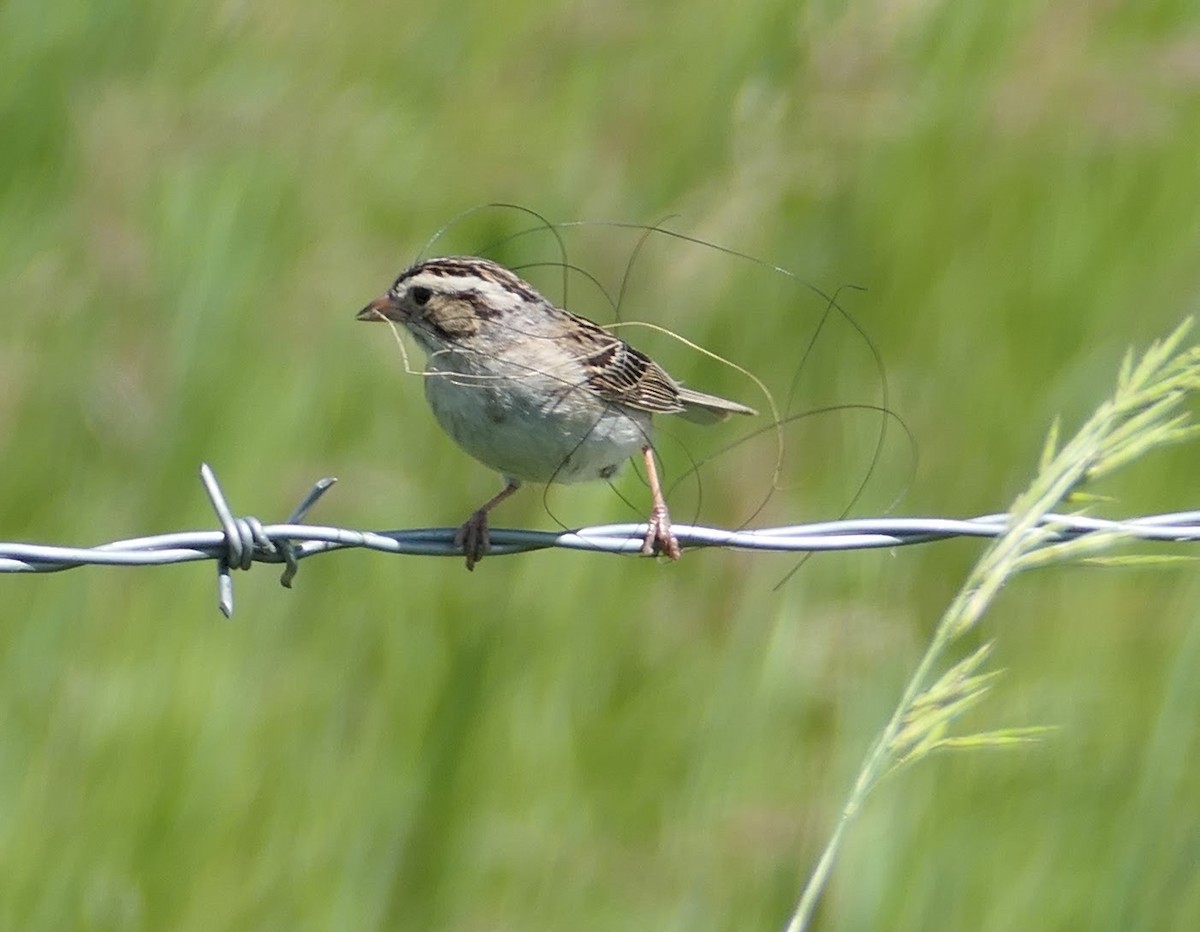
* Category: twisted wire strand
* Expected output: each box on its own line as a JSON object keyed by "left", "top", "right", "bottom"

{"left": 3, "top": 465, "right": 1197, "bottom": 616}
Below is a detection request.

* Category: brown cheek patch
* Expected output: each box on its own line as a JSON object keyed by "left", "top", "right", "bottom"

{"left": 427, "top": 299, "right": 480, "bottom": 338}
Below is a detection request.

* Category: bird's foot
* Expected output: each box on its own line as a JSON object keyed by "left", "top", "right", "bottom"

{"left": 641, "top": 501, "right": 682, "bottom": 561}
{"left": 455, "top": 509, "right": 490, "bottom": 571}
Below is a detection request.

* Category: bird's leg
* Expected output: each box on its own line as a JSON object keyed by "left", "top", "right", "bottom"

{"left": 455, "top": 479, "right": 521, "bottom": 571}
{"left": 640, "top": 445, "right": 681, "bottom": 560}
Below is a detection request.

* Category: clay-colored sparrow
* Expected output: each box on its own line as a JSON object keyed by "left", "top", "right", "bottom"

{"left": 357, "top": 256, "right": 755, "bottom": 569}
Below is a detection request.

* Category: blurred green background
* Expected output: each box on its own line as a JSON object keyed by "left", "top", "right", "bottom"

{"left": 4, "top": 0, "right": 1200, "bottom": 928}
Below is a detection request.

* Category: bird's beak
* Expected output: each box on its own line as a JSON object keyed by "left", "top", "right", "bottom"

{"left": 356, "top": 295, "right": 401, "bottom": 322}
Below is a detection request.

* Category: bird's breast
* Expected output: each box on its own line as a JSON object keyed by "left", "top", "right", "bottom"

{"left": 422, "top": 366, "right": 649, "bottom": 484}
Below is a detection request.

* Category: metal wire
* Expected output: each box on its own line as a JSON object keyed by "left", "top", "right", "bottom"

{"left": 3, "top": 465, "right": 1198, "bottom": 617}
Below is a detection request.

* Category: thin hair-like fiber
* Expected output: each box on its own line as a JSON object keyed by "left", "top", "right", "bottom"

{"left": 384, "top": 205, "right": 907, "bottom": 577}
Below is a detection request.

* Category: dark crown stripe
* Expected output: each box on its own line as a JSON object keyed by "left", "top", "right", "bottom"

{"left": 397, "top": 257, "right": 541, "bottom": 303}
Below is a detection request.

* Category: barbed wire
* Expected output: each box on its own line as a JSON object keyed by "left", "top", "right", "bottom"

{"left": 3, "top": 465, "right": 1198, "bottom": 617}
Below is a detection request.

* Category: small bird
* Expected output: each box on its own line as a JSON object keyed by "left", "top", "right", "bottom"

{"left": 357, "top": 256, "right": 756, "bottom": 569}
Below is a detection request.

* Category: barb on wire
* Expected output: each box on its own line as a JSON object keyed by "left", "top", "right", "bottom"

{"left": 2, "top": 464, "right": 1198, "bottom": 616}
{"left": 198, "top": 463, "right": 338, "bottom": 617}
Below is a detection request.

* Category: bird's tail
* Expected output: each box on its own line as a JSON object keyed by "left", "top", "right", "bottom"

{"left": 675, "top": 386, "right": 758, "bottom": 425}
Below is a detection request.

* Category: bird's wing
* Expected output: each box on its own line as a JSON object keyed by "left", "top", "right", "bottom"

{"left": 560, "top": 311, "right": 686, "bottom": 415}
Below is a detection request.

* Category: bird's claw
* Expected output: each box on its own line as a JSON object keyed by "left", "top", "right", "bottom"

{"left": 455, "top": 509, "right": 490, "bottom": 571}
{"left": 642, "top": 503, "right": 682, "bottom": 561}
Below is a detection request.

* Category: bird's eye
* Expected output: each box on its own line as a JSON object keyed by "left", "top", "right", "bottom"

{"left": 410, "top": 286, "right": 432, "bottom": 306}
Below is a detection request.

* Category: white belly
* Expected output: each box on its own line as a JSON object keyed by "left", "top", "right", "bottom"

{"left": 423, "top": 369, "right": 650, "bottom": 484}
